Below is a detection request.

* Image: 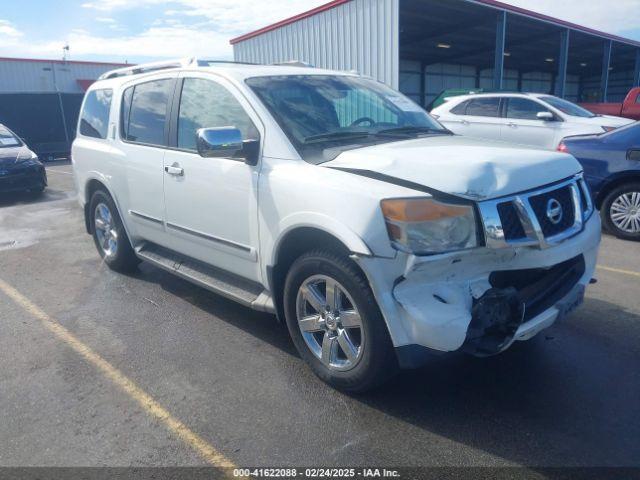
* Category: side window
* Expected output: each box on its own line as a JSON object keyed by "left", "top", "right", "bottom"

{"left": 177, "top": 78, "right": 259, "bottom": 151}
{"left": 79, "top": 89, "right": 112, "bottom": 139}
{"left": 506, "top": 98, "right": 550, "bottom": 120}
{"left": 635, "top": 93, "right": 640, "bottom": 104}
{"left": 450, "top": 100, "right": 469, "bottom": 115}
{"left": 465, "top": 98, "right": 501, "bottom": 117}
{"left": 123, "top": 79, "right": 174, "bottom": 146}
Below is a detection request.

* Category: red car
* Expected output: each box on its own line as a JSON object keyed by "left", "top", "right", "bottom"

{"left": 580, "top": 87, "right": 640, "bottom": 121}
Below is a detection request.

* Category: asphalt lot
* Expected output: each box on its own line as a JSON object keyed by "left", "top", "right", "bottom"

{"left": 0, "top": 161, "right": 639, "bottom": 468}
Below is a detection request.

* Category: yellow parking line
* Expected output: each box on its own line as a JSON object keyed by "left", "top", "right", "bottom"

{"left": 0, "top": 278, "right": 235, "bottom": 468}
{"left": 597, "top": 265, "right": 640, "bottom": 278}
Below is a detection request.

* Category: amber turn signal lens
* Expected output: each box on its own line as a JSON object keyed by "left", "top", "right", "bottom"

{"left": 381, "top": 198, "right": 469, "bottom": 222}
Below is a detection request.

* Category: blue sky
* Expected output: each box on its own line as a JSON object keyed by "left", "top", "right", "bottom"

{"left": 1, "top": 0, "right": 639, "bottom": 63}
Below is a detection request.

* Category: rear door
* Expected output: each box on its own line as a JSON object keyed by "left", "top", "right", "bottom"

{"left": 458, "top": 97, "right": 503, "bottom": 141}
{"left": 119, "top": 75, "right": 177, "bottom": 245}
{"left": 501, "top": 97, "right": 559, "bottom": 149}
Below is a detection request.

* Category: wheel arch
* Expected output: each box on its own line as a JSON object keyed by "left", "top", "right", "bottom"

{"left": 83, "top": 176, "right": 122, "bottom": 235}
{"left": 595, "top": 173, "right": 640, "bottom": 209}
{"left": 268, "top": 225, "right": 372, "bottom": 323}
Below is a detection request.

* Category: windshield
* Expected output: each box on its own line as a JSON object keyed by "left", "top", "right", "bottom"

{"left": 246, "top": 75, "right": 449, "bottom": 163}
{"left": 539, "top": 96, "right": 596, "bottom": 118}
{"left": 0, "top": 126, "right": 22, "bottom": 148}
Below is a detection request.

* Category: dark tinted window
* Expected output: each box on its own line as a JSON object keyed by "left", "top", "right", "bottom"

{"left": 506, "top": 98, "right": 550, "bottom": 120}
{"left": 466, "top": 98, "right": 501, "bottom": 117}
{"left": 124, "top": 79, "right": 173, "bottom": 146}
{"left": 177, "top": 78, "right": 258, "bottom": 151}
{"left": 80, "top": 89, "right": 112, "bottom": 139}
{"left": 450, "top": 100, "right": 469, "bottom": 115}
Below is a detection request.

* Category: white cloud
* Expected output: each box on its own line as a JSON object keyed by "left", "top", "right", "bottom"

{"left": 0, "top": 19, "right": 23, "bottom": 38}
{"left": 1, "top": 1, "right": 638, "bottom": 62}
{"left": 0, "top": 25, "right": 234, "bottom": 61}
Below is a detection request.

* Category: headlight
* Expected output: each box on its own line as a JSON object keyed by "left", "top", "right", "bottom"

{"left": 381, "top": 197, "right": 478, "bottom": 255}
{"left": 16, "top": 150, "right": 39, "bottom": 164}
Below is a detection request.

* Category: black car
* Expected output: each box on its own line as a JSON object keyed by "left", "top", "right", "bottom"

{"left": 0, "top": 124, "right": 47, "bottom": 195}
{"left": 559, "top": 122, "right": 640, "bottom": 241}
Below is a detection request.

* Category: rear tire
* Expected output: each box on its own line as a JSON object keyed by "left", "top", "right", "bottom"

{"left": 601, "top": 182, "right": 640, "bottom": 241}
{"left": 283, "top": 250, "right": 397, "bottom": 393}
{"left": 89, "top": 189, "right": 140, "bottom": 272}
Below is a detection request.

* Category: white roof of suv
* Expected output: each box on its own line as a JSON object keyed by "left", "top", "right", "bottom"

{"left": 94, "top": 57, "right": 356, "bottom": 89}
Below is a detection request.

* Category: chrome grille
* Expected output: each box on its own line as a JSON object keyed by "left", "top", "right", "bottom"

{"left": 479, "top": 175, "right": 593, "bottom": 250}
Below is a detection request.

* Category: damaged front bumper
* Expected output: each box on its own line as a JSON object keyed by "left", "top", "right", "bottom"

{"left": 356, "top": 212, "right": 601, "bottom": 369}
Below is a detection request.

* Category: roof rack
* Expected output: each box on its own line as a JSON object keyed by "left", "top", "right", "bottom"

{"left": 272, "top": 60, "right": 315, "bottom": 68}
{"left": 98, "top": 57, "right": 196, "bottom": 80}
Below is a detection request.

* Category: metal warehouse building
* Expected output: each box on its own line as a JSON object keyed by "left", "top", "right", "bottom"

{"left": 231, "top": 0, "right": 640, "bottom": 107}
{"left": 0, "top": 57, "right": 126, "bottom": 159}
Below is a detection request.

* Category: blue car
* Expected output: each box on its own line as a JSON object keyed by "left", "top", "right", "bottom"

{"left": 559, "top": 122, "right": 640, "bottom": 241}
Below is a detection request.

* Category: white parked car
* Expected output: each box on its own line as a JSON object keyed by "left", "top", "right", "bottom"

{"left": 72, "top": 59, "right": 600, "bottom": 392}
{"left": 431, "top": 92, "right": 633, "bottom": 149}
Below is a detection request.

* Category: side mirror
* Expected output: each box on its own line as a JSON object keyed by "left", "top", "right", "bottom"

{"left": 627, "top": 148, "right": 640, "bottom": 162}
{"left": 196, "top": 127, "right": 260, "bottom": 166}
{"left": 196, "top": 127, "right": 243, "bottom": 158}
{"left": 537, "top": 111, "right": 555, "bottom": 121}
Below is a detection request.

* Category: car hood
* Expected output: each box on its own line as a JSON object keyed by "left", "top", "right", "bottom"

{"left": 0, "top": 146, "right": 29, "bottom": 167}
{"left": 323, "top": 135, "right": 582, "bottom": 201}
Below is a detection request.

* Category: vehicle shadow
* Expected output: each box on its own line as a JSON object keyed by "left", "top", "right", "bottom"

{"left": 0, "top": 188, "right": 71, "bottom": 208}
{"left": 119, "top": 258, "right": 640, "bottom": 466}
{"left": 129, "top": 262, "right": 298, "bottom": 358}
{"left": 350, "top": 296, "right": 640, "bottom": 466}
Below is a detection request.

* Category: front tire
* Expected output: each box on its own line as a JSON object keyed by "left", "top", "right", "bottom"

{"left": 283, "top": 250, "right": 397, "bottom": 392}
{"left": 89, "top": 190, "right": 140, "bottom": 272}
{"left": 601, "top": 182, "right": 640, "bottom": 241}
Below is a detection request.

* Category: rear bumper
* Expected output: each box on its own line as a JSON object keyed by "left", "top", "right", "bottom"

{"left": 356, "top": 212, "right": 601, "bottom": 366}
{"left": 0, "top": 165, "right": 47, "bottom": 193}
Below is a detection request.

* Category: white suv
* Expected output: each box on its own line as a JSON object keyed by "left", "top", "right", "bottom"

{"left": 72, "top": 59, "right": 601, "bottom": 392}
{"left": 431, "top": 92, "right": 633, "bottom": 149}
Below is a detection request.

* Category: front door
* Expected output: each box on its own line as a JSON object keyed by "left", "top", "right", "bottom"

{"left": 501, "top": 97, "right": 559, "bottom": 149}
{"left": 162, "top": 74, "right": 263, "bottom": 281}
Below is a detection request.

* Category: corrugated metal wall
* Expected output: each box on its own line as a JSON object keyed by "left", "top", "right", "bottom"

{"left": 0, "top": 59, "right": 120, "bottom": 94}
{"left": 233, "top": 0, "right": 400, "bottom": 89}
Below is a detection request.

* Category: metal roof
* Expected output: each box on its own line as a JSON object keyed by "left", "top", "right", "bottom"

{"left": 229, "top": 0, "right": 640, "bottom": 48}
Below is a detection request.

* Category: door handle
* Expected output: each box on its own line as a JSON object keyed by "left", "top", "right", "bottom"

{"left": 165, "top": 164, "right": 184, "bottom": 176}
{"left": 461, "top": 120, "right": 470, "bottom": 125}
{"left": 507, "top": 122, "right": 517, "bottom": 128}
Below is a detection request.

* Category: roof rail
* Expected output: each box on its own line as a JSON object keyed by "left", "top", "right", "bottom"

{"left": 272, "top": 60, "right": 315, "bottom": 68}
{"left": 98, "top": 57, "right": 196, "bottom": 80}
{"left": 196, "top": 59, "right": 258, "bottom": 66}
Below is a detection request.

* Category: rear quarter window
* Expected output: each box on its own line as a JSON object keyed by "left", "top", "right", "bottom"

{"left": 79, "top": 89, "right": 113, "bottom": 139}
{"left": 450, "top": 100, "right": 469, "bottom": 115}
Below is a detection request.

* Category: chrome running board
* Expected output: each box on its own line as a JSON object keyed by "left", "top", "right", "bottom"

{"left": 136, "top": 242, "right": 275, "bottom": 314}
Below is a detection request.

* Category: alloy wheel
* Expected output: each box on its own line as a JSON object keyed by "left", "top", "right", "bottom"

{"left": 295, "top": 274, "right": 365, "bottom": 371}
{"left": 610, "top": 191, "right": 640, "bottom": 234}
{"left": 94, "top": 202, "right": 119, "bottom": 257}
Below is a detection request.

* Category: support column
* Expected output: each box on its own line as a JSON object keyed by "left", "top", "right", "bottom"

{"left": 555, "top": 29, "right": 570, "bottom": 98}
{"left": 493, "top": 11, "right": 506, "bottom": 90}
{"left": 419, "top": 61, "right": 426, "bottom": 107}
{"left": 601, "top": 40, "right": 612, "bottom": 102}
{"left": 634, "top": 49, "right": 640, "bottom": 87}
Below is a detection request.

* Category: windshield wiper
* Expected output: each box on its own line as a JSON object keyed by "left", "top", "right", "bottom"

{"left": 375, "top": 126, "right": 451, "bottom": 137}
{"left": 303, "top": 131, "right": 373, "bottom": 144}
